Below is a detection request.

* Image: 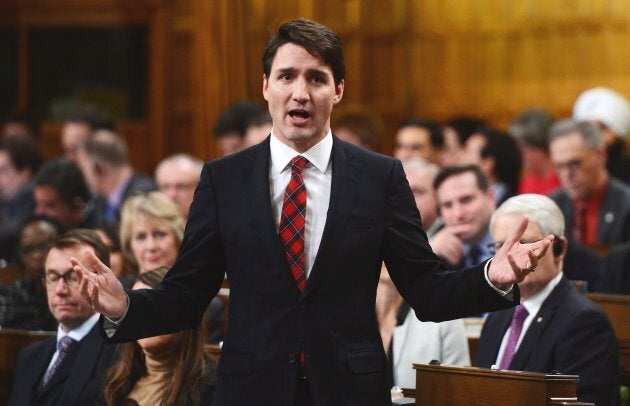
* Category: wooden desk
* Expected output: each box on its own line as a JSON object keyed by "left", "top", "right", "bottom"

{"left": 413, "top": 363, "right": 582, "bottom": 405}
{"left": 586, "top": 293, "right": 630, "bottom": 385}
{"left": 0, "top": 329, "right": 56, "bottom": 404}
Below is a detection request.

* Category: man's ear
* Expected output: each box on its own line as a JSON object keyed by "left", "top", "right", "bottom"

{"left": 553, "top": 237, "right": 567, "bottom": 258}
{"left": 332, "top": 79, "right": 344, "bottom": 105}
{"left": 262, "top": 74, "right": 269, "bottom": 101}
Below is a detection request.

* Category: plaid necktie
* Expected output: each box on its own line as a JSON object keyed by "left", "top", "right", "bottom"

{"left": 498, "top": 304, "right": 529, "bottom": 369}
{"left": 40, "top": 336, "right": 77, "bottom": 388}
{"left": 279, "top": 156, "right": 309, "bottom": 292}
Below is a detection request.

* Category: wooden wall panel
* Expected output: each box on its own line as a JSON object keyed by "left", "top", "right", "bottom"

{"left": 6, "top": 0, "right": 630, "bottom": 164}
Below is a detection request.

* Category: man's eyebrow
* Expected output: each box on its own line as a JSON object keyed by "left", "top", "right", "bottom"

{"left": 45, "top": 267, "right": 74, "bottom": 274}
{"left": 276, "top": 67, "right": 296, "bottom": 75}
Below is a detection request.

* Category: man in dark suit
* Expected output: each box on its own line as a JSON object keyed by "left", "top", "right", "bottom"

{"left": 431, "top": 165, "right": 496, "bottom": 269}
{"left": 74, "top": 19, "right": 553, "bottom": 405}
{"left": 75, "top": 129, "right": 156, "bottom": 221}
{"left": 9, "top": 229, "right": 117, "bottom": 405}
{"left": 477, "top": 194, "right": 622, "bottom": 405}
{"left": 549, "top": 118, "right": 630, "bottom": 245}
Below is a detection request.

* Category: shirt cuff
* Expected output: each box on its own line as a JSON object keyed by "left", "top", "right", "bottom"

{"left": 103, "top": 292, "right": 130, "bottom": 337}
{"left": 483, "top": 258, "right": 514, "bottom": 298}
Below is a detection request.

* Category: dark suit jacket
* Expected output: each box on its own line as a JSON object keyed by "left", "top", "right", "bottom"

{"left": 476, "top": 276, "right": 622, "bottom": 405}
{"left": 596, "top": 242, "right": 630, "bottom": 294}
{"left": 110, "top": 137, "right": 518, "bottom": 405}
{"left": 9, "top": 323, "right": 117, "bottom": 406}
{"left": 96, "top": 171, "right": 156, "bottom": 221}
{"left": 550, "top": 177, "right": 630, "bottom": 244}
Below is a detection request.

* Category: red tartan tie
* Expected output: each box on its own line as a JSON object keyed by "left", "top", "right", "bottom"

{"left": 279, "top": 156, "right": 309, "bottom": 292}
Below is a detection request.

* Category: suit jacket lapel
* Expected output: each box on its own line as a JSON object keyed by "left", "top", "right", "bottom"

{"left": 510, "top": 277, "right": 569, "bottom": 370}
{"left": 60, "top": 325, "right": 102, "bottom": 404}
{"left": 27, "top": 339, "right": 56, "bottom": 395}
{"left": 305, "top": 139, "right": 359, "bottom": 295}
{"left": 245, "top": 140, "right": 300, "bottom": 293}
{"left": 479, "top": 310, "right": 512, "bottom": 367}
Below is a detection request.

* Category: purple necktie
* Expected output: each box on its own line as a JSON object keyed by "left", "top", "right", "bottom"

{"left": 499, "top": 304, "right": 529, "bottom": 369}
{"left": 40, "top": 336, "right": 76, "bottom": 388}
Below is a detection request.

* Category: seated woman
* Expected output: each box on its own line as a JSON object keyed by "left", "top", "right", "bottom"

{"left": 120, "top": 192, "right": 225, "bottom": 343}
{"left": 103, "top": 267, "right": 217, "bottom": 405}
{"left": 376, "top": 265, "right": 470, "bottom": 389}
{"left": 0, "top": 215, "right": 62, "bottom": 330}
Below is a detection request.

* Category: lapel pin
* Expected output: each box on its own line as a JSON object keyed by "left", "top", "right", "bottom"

{"left": 604, "top": 212, "right": 614, "bottom": 223}
{"left": 536, "top": 317, "right": 543, "bottom": 323}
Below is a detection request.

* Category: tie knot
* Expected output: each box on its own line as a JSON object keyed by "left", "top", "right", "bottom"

{"left": 58, "top": 336, "right": 76, "bottom": 352}
{"left": 513, "top": 304, "right": 529, "bottom": 322}
{"left": 289, "top": 156, "right": 309, "bottom": 174}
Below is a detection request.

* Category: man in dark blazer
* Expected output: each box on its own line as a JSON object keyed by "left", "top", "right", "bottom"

{"left": 9, "top": 230, "right": 117, "bottom": 405}
{"left": 74, "top": 19, "right": 553, "bottom": 405}
{"left": 75, "top": 129, "right": 156, "bottom": 221}
{"left": 477, "top": 194, "right": 622, "bottom": 405}
{"left": 549, "top": 118, "right": 630, "bottom": 245}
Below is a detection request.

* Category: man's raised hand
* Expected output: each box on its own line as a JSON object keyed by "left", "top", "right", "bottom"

{"left": 71, "top": 250, "right": 128, "bottom": 319}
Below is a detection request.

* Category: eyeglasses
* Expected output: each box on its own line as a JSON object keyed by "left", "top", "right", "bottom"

{"left": 553, "top": 158, "right": 585, "bottom": 173}
{"left": 158, "top": 182, "right": 197, "bottom": 192}
{"left": 43, "top": 270, "right": 80, "bottom": 288}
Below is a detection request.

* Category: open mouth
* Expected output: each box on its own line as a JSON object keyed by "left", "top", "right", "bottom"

{"left": 288, "top": 109, "right": 311, "bottom": 122}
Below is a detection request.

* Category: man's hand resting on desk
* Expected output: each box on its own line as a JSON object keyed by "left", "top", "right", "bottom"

{"left": 488, "top": 215, "right": 554, "bottom": 290}
{"left": 71, "top": 250, "right": 128, "bottom": 319}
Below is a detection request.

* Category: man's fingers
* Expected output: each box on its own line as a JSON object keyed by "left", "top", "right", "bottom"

{"left": 532, "top": 235, "right": 554, "bottom": 258}
{"left": 84, "top": 250, "right": 112, "bottom": 275}
{"left": 504, "top": 215, "right": 529, "bottom": 249}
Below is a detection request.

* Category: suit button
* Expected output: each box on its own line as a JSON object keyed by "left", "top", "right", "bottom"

{"left": 289, "top": 353, "right": 297, "bottom": 364}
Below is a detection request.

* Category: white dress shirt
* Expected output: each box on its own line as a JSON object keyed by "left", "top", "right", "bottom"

{"left": 269, "top": 130, "right": 333, "bottom": 278}
{"left": 46, "top": 312, "right": 100, "bottom": 373}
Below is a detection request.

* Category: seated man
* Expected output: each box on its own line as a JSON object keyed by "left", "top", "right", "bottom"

{"left": 9, "top": 229, "right": 117, "bottom": 405}
{"left": 476, "top": 194, "right": 622, "bottom": 405}
{"left": 596, "top": 242, "right": 630, "bottom": 295}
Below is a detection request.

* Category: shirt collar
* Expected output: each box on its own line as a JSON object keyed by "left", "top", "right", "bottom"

{"left": 57, "top": 312, "right": 100, "bottom": 344}
{"left": 269, "top": 130, "right": 333, "bottom": 175}
{"left": 521, "top": 271, "right": 563, "bottom": 316}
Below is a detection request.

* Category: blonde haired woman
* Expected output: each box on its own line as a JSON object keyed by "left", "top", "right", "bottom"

{"left": 119, "top": 192, "right": 225, "bottom": 344}
{"left": 120, "top": 192, "right": 185, "bottom": 274}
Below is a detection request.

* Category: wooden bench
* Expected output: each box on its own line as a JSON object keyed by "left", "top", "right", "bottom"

{"left": 586, "top": 293, "right": 630, "bottom": 386}
{"left": 0, "top": 264, "right": 23, "bottom": 287}
{"left": 0, "top": 329, "right": 56, "bottom": 404}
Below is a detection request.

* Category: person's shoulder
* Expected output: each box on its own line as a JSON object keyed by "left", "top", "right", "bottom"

{"left": 548, "top": 187, "right": 569, "bottom": 201}
{"left": 607, "top": 176, "right": 630, "bottom": 198}
{"left": 333, "top": 136, "right": 394, "bottom": 164}
{"left": 16, "top": 335, "right": 56, "bottom": 361}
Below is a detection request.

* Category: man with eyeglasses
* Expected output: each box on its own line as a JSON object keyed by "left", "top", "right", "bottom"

{"left": 9, "top": 229, "right": 117, "bottom": 406}
{"left": 155, "top": 153, "right": 203, "bottom": 218}
{"left": 549, "top": 119, "right": 630, "bottom": 245}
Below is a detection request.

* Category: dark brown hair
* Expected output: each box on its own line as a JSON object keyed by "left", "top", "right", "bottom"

{"left": 262, "top": 18, "right": 345, "bottom": 85}
{"left": 50, "top": 229, "right": 110, "bottom": 268}
{"left": 434, "top": 164, "right": 489, "bottom": 192}
{"left": 103, "top": 267, "right": 215, "bottom": 405}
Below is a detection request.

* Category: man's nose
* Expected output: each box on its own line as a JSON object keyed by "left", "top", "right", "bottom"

{"left": 292, "top": 78, "right": 310, "bottom": 102}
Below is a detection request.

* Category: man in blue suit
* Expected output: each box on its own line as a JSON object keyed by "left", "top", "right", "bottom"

{"left": 74, "top": 19, "right": 553, "bottom": 405}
